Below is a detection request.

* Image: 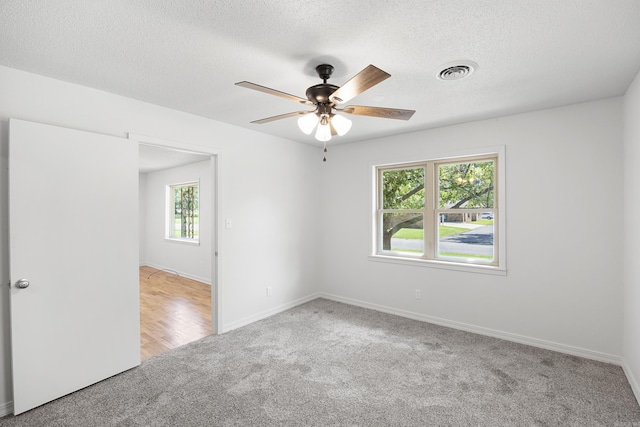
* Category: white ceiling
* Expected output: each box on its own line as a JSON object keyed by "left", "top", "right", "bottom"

{"left": 1, "top": 0, "right": 640, "bottom": 149}
{"left": 138, "top": 145, "right": 211, "bottom": 174}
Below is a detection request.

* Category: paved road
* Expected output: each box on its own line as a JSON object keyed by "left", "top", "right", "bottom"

{"left": 391, "top": 225, "right": 494, "bottom": 257}
{"left": 440, "top": 225, "right": 493, "bottom": 257}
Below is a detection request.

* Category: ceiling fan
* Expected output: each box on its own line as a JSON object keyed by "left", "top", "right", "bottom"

{"left": 235, "top": 64, "right": 415, "bottom": 160}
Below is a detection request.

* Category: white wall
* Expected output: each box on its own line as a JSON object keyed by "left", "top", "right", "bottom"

{"left": 623, "top": 68, "right": 640, "bottom": 401}
{"left": 142, "top": 160, "right": 212, "bottom": 283}
{"left": 0, "top": 66, "right": 322, "bottom": 413}
{"left": 320, "top": 98, "right": 624, "bottom": 362}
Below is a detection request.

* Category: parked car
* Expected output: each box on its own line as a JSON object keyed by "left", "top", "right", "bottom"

{"left": 480, "top": 212, "right": 494, "bottom": 220}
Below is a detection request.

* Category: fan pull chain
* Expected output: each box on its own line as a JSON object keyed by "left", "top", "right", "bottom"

{"left": 323, "top": 141, "right": 327, "bottom": 162}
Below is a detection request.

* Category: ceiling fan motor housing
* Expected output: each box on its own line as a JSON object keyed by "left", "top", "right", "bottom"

{"left": 305, "top": 64, "right": 338, "bottom": 107}
{"left": 306, "top": 84, "right": 339, "bottom": 105}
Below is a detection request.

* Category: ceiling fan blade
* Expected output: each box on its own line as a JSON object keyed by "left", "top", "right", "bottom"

{"left": 251, "top": 110, "right": 315, "bottom": 124}
{"left": 329, "top": 65, "right": 391, "bottom": 104}
{"left": 341, "top": 105, "right": 415, "bottom": 121}
{"left": 236, "top": 81, "right": 312, "bottom": 105}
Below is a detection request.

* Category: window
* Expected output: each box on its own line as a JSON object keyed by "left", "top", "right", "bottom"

{"left": 167, "top": 182, "right": 199, "bottom": 243}
{"left": 373, "top": 150, "right": 504, "bottom": 272}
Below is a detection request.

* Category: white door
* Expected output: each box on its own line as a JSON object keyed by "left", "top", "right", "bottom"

{"left": 9, "top": 119, "right": 140, "bottom": 414}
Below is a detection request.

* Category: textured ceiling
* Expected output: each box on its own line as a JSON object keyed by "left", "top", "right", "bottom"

{"left": 138, "top": 145, "right": 211, "bottom": 174}
{"left": 1, "top": 0, "right": 640, "bottom": 148}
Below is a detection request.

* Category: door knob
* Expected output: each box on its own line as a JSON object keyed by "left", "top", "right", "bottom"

{"left": 15, "top": 279, "right": 30, "bottom": 289}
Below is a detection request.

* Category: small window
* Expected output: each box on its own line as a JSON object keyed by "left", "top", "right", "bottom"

{"left": 167, "top": 182, "right": 199, "bottom": 242}
{"left": 374, "top": 151, "right": 503, "bottom": 271}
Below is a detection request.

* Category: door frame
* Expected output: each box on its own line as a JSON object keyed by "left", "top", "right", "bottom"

{"left": 130, "top": 133, "right": 221, "bottom": 334}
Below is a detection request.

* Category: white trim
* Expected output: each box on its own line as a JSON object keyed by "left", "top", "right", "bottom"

{"left": 164, "top": 237, "right": 200, "bottom": 246}
{"left": 142, "top": 262, "right": 211, "bottom": 285}
{"left": 0, "top": 400, "right": 13, "bottom": 417}
{"left": 222, "top": 293, "right": 322, "bottom": 333}
{"left": 622, "top": 360, "right": 640, "bottom": 405}
{"left": 318, "top": 293, "right": 622, "bottom": 366}
{"left": 129, "top": 133, "right": 219, "bottom": 157}
{"left": 368, "top": 254, "right": 507, "bottom": 275}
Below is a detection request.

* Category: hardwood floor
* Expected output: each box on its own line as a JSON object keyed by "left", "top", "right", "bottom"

{"left": 139, "top": 266, "right": 212, "bottom": 360}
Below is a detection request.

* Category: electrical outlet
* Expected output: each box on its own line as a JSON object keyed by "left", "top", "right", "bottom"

{"left": 415, "top": 289, "right": 421, "bottom": 300}
{"left": 266, "top": 286, "right": 272, "bottom": 297}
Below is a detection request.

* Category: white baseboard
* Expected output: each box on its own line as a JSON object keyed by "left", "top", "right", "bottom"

{"left": 622, "top": 360, "right": 640, "bottom": 405}
{"left": 141, "top": 263, "right": 211, "bottom": 285}
{"left": 318, "top": 293, "right": 623, "bottom": 366}
{"left": 0, "top": 400, "right": 13, "bottom": 417}
{"left": 222, "top": 293, "right": 322, "bottom": 333}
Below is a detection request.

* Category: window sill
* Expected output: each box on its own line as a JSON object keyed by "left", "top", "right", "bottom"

{"left": 369, "top": 254, "right": 506, "bottom": 276}
{"left": 164, "top": 238, "right": 200, "bottom": 246}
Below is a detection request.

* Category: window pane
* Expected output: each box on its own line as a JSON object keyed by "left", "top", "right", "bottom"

{"left": 438, "top": 160, "right": 494, "bottom": 209}
{"left": 382, "top": 168, "right": 425, "bottom": 209}
{"left": 438, "top": 213, "right": 494, "bottom": 262}
{"left": 170, "top": 184, "right": 199, "bottom": 240}
{"left": 382, "top": 213, "right": 423, "bottom": 255}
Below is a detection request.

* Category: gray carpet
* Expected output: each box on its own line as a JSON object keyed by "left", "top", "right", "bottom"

{"left": 1, "top": 298, "right": 639, "bottom": 426}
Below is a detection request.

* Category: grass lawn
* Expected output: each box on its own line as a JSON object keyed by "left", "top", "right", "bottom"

{"left": 393, "top": 225, "right": 468, "bottom": 239}
{"left": 439, "top": 252, "right": 493, "bottom": 260}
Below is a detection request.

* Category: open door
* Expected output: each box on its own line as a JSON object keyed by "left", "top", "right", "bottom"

{"left": 8, "top": 119, "right": 140, "bottom": 414}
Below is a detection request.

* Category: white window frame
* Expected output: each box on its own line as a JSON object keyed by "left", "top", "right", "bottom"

{"left": 369, "top": 146, "right": 506, "bottom": 275}
{"left": 166, "top": 180, "right": 200, "bottom": 245}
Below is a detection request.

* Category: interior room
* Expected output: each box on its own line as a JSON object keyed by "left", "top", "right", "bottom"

{"left": 1, "top": 0, "right": 640, "bottom": 424}
{"left": 138, "top": 145, "right": 214, "bottom": 358}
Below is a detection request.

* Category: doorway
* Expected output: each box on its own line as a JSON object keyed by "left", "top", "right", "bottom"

{"left": 135, "top": 135, "right": 219, "bottom": 358}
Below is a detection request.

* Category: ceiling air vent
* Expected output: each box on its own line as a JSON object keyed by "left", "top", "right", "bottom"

{"left": 436, "top": 61, "right": 477, "bottom": 81}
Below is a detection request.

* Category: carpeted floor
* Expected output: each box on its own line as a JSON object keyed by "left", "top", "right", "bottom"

{"left": 1, "top": 298, "right": 639, "bottom": 426}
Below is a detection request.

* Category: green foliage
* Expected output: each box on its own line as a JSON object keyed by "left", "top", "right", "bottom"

{"left": 382, "top": 168, "right": 424, "bottom": 209}
{"left": 173, "top": 184, "right": 199, "bottom": 239}
{"left": 438, "top": 161, "right": 494, "bottom": 209}
{"left": 393, "top": 228, "right": 423, "bottom": 239}
{"left": 393, "top": 226, "right": 470, "bottom": 240}
{"left": 438, "top": 226, "right": 470, "bottom": 238}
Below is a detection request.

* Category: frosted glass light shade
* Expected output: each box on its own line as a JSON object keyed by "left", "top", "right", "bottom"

{"left": 315, "top": 122, "right": 332, "bottom": 142}
{"left": 298, "top": 113, "right": 319, "bottom": 135}
{"left": 331, "top": 114, "right": 352, "bottom": 136}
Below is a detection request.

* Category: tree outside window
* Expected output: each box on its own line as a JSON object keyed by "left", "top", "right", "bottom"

{"left": 168, "top": 182, "right": 199, "bottom": 241}
{"left": 377, "top": 154, "right": 498, "bottom": 266}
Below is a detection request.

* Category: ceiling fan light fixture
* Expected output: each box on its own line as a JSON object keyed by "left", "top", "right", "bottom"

{"left": 315, "top": 115, "right": 332, "bottom": 142}
{"left": 298, "top": 113, "right": 318, "bottom": 134}
{"left": 331, "top": 114, "right": 352, "bottom": 136}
